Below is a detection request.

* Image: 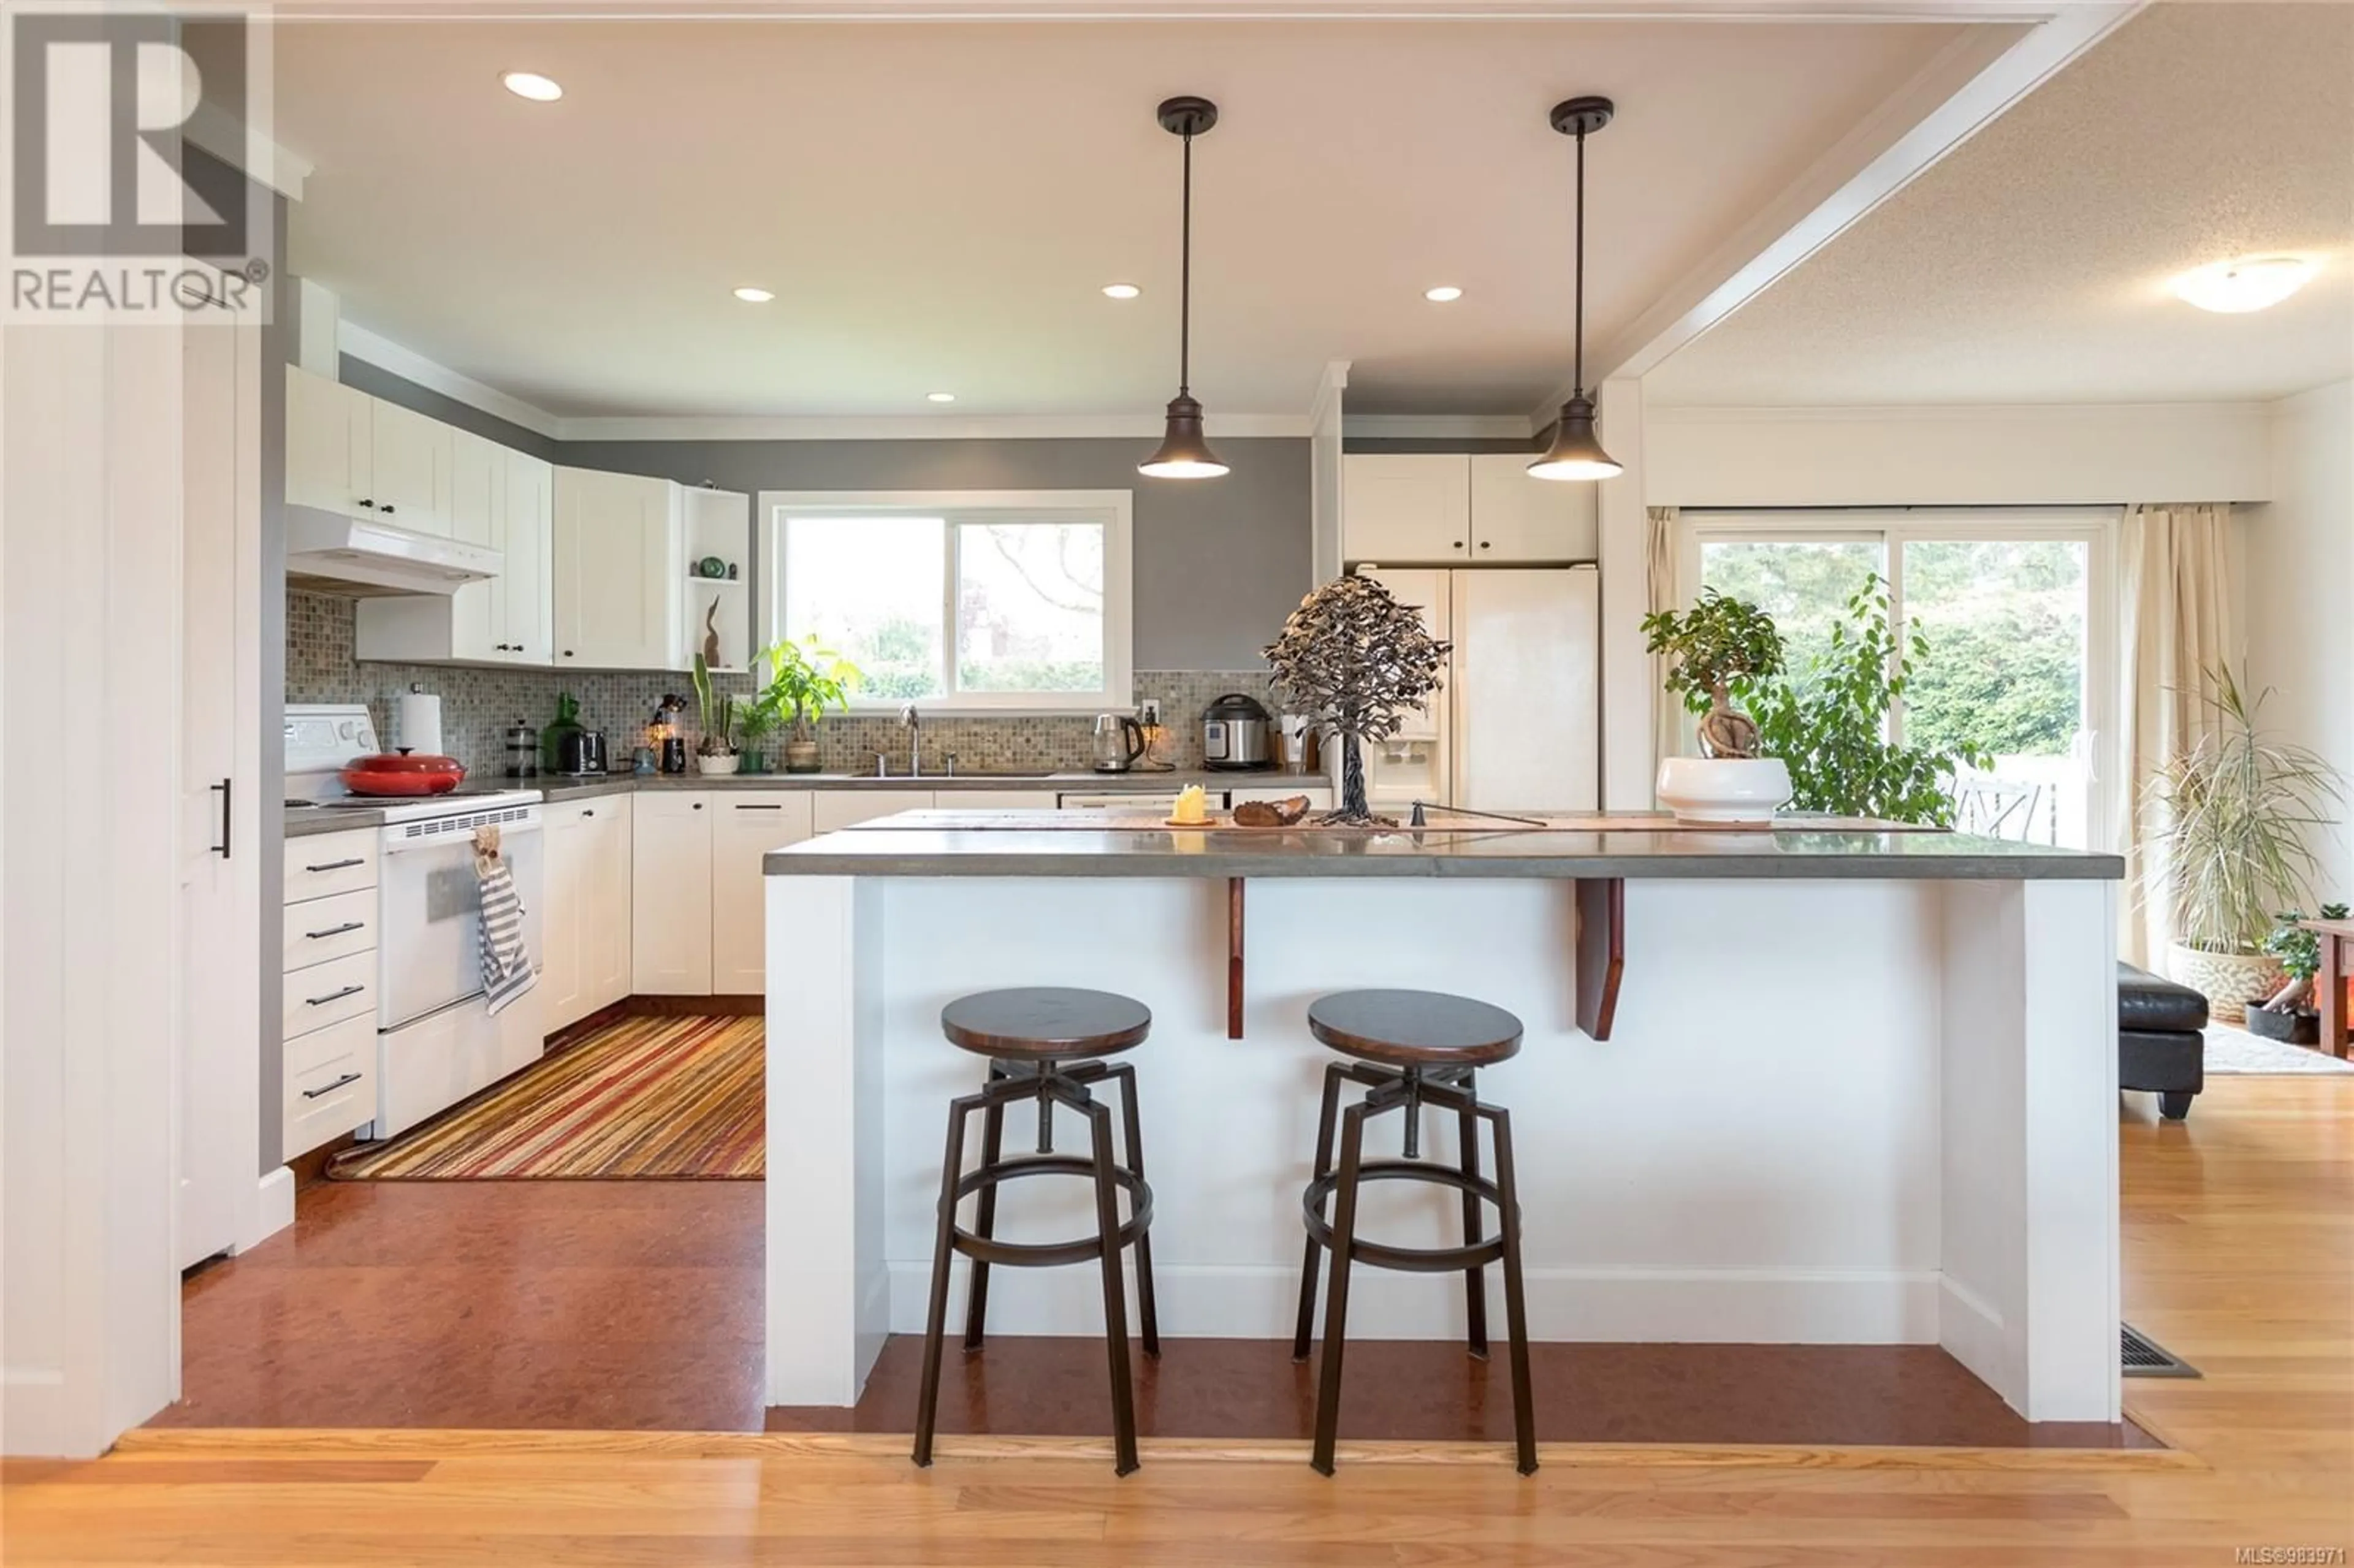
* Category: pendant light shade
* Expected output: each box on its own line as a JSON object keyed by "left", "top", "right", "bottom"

{"left": 1140, "top": 96, "right": 1227, "bottom": 480}
{"left": 1531, "top": 96, "right": 1621, "bottom": 483}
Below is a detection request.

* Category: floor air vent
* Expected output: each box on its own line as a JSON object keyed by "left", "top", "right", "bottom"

{"left": 2121, "top": 1322, "right": 2199, "bottom": 1378}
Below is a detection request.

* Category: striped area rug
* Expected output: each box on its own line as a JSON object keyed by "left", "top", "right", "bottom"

{"left": 330, "top": 1014, "right": 764, "bottom": 1180}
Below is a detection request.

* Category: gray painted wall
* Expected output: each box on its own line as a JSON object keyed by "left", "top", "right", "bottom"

{"left": 339, "top": 354, "right": 562, "bottom": 464}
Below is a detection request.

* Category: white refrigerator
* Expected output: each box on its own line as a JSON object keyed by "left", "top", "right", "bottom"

{"left": 1356, "top": 565, "right": 1601, "bottom": 815}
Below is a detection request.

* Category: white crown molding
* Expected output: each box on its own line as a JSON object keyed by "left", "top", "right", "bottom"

{"left": 1646, "top": 400, "right": 2269, "bottom": 427}
{"left": 335, "top": 323, "right": 566, "bottom": 440}
{"left": 555, "top": 412, "right": 1312, "bottom": 442}
{"left": 1343, "top": 413, "right": 1536, "bottom": 439}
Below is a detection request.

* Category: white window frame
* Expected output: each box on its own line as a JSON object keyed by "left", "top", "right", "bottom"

{"left": 755, "top": 489, "right": 1134, "bottom": 715}
{"left": 1674, "top": 507, "right": 2119, "bottom": 848}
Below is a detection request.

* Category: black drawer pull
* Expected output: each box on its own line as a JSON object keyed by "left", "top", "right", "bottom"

{"left": 301, "top": 1071, "right": 363, "bottom": 1100}
{"left": 304, "top": 857, "right": 366, "bottom": 873}
{"left": 304, "top": 921, "right": 365, "bottom": 940}
{"left": 582, "top": 808, "right": 595, "bottom": 817}
{"left": 304, "top": 984, "right": 365, "bottom": 1007}
{"left": 735, "top": 803, "right": 782, "bottom": 810}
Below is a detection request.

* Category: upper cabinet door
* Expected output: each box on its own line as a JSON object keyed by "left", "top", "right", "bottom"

{"left": 1469, "top": 454, "right": 1598, "bottom": 562}
{"left": 444, "top": 430, "right": 503, "bottom": 660}
{"left": 284, "top": 366, "right": 370, "bottom": 516}
{"left": 1341, "top": 454, "right": 1471, "bottom": 563}
{"left": 554, "top": 466, "right": 680, "bottom": 669}
{"left": 367, "top": 400, "right": 450, "bottom": 535}
{"left": 501, "top": 454, "right": 554, "bottom": 666}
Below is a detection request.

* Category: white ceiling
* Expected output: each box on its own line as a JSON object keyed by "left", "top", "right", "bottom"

{"left": 267, "top": 17, "right": 1994, "bottom": 420}
{"left": 1646, "top": 2, "right": 2354, "bottom": 408}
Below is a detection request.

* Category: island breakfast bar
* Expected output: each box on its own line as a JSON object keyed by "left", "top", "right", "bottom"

{"left": 763, "top": 812, "right": 2127, "bottom": 1430}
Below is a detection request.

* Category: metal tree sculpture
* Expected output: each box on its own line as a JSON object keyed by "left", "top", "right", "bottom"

{"left": 1264, "top": 574, "right": 1449, "bottom": 826}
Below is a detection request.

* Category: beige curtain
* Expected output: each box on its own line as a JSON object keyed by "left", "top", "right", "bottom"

{"left": 2117, "top": 503, "right": 2238, "bottom": 967}
{"left": 1646, "top": 506, "right": 1680, "bottom": 797}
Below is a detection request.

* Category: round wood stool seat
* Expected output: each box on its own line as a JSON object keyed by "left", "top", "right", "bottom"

{"left": 1306, "top": 989, "right": 1523, "bottom": 1068}
{"left": 940, "top": 987, "right": 1152, "bottom": 1060}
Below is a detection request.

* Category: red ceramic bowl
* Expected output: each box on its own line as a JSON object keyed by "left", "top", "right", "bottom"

{"left": 341, "top": 752, "right": 466, "bottom": 797}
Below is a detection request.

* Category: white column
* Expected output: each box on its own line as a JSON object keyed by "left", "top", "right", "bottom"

{"left": 1596, "top": 376, "right": 1652, "bottom": 810}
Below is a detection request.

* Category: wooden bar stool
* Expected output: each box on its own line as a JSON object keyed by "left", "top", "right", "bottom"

{"left": 1292, "top": 988, "right": 1535, "bottom": 1475}
{"left": 913, "top": 986, "right": 1160, "bottom": 1475}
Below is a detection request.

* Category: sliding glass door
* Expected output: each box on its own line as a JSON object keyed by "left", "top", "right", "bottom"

{"left": 1680, "top": 511, "right": 2114, "bottom": 849}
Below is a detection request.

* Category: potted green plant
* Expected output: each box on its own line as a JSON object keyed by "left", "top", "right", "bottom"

{"left": 2251, "top": 902, "right": 2350, "bottom": 1043}
{"left": 1641, "top": 587, "right": 1791, "bottom": 822}
{"left": 2147, "top": 666, "right": 2345, "bottom": 1022}
{"left": 690, "top": 652, "right": 739, "bottom": 776}
{"left": 734, "top": 693, "right": 779, "bottom": 774}
{"left": 752, "top": 637, "right": 862, "bottom": 774}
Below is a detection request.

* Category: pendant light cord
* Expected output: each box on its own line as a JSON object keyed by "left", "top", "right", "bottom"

{"left": 1572, "top": 126, "right": 1586, "bottom": 400}
{"left": 1179, "top": 126, "right": 1194, "bottom": 397}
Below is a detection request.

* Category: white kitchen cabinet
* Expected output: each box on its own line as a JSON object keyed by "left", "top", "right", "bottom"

{"left": 1342, "top": 454, "right": 1472, "bottom": 563}
{"left": 631, "top": 791, "right": 713, "bottom": 994}
{"left": 1468, "top": 453, "right": 1596, "bottom": 561}
{"left": 813, "top": 789, "right": 934, "bottom": 833}
{"left": 942, "top": 790, "right": 1062, "bottom": 809}
{"left": 555, "top": 466, "right": 684, "bottom": 671}
{"left": 501, "top": 451, "right": 555, "bottom": 663}
{"left": 354, "top": 439, "right": 555, "bottom": 668}
{"left": 543, "top": 793, "right": 634, "bottom": 1032}
{"left": 367, "top": 398, "right": 450, "bottom": 535}
{"left": 710, "top": 792, "right": 815, "bottom": 994}
{"left": 284, "top": 365, "right": 373, "bottom": 517}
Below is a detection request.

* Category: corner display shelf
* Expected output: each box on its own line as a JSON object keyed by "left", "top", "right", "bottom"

{"left": 681, "top": 487, "right": 753, "bottom": 671}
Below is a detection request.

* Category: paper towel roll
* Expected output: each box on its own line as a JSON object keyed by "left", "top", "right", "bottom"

{"left": 398, "top": 688, "right": 443, "bottom": 756}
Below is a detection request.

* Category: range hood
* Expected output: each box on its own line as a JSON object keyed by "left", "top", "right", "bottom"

{"left": 284, "top": 506, "right": 501, "bottom": 595}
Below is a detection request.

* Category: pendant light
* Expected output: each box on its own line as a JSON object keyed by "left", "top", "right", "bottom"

{"left": 1529, "top": 96, "right": 1622, "bottom": 482}
{"left": 1138, "top": 96, "right": 1228, "bottom": 479}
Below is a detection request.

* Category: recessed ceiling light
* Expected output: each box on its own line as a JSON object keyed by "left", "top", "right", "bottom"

{"left": 1102, "top": 283, "right": 1141, "bottom": 300}
{"left": 1425, "top": 285, "right": 1464, "bottom": 302}
{"left": 732, "top": 286, "right": 774, "bottom": 303}
{"left": 2171, "top": 256, "right": 2317, "bottom": 313}
{"left": 926, "top": 392, "right": 956, "bottom": 403}
{"left": 501, "top": 71, "right": 563, "bottom": 102}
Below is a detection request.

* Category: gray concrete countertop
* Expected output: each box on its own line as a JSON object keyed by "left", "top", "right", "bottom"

{"left": 284, "top": 805, "right": 387, "bottom": 837}
{"left": 763, "top": 816, "right": 2125, "bottom": 881}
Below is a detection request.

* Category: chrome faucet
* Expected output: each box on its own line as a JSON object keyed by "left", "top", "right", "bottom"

{"left": 900, "top": 703, "right": 922, "bottom": 778}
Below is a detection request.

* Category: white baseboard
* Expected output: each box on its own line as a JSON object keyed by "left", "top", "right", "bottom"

{"left": 233, "top": 1166, "right": 295, "bottom": 1254}
{"left": 1937, "top": 1274, "right": 2010, "bottom": 1402}
{"left": 883, "top": 1261, "right": 1941, "bottom": 1345}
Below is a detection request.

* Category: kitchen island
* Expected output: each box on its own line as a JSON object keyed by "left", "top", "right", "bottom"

{"left": 763, "top": 813, "right": 2125, "bottom": 1428}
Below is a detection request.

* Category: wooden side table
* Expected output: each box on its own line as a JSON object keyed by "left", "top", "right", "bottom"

{"left": 2296, "top": 919, "right": 2354, "bottom": 1059}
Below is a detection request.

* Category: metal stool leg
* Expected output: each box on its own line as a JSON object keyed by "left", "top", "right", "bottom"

{"left": 1457, "top": 1071, "right": 1490, "bottom": 1360}
{"left": 1082, "top": 1094, "right": 1141, "bottom": 1475}
{"left": 1109, "top": 1063, "right": 1160, "bottom": 1358}
{"left": 1485, "top": 1102, "right": 1537, "bottom": 1475}
{"left": 913, "top": 1090, "right": 981, "bottom": 1468}
{"left": 962, "top": 1071, "right": 1009, "bottom": 1354}
{"left": 1292, "top": 1063, "right": 1346, "bottom": 1361}
{"left": 1309, "top": 1100, "right": 1369, "bottom": 1477}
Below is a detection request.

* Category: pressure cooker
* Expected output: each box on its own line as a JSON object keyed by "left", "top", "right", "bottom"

{"left": 1202, "top": 692, "right": 1273, "bottom": 771}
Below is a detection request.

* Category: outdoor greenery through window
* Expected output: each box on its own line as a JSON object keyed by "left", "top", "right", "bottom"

{"left": 1693, "top": 518, "right": 2103, "bottom": 848}
{"left": 766, "top": 497, "right": 1130, "bottom": 711}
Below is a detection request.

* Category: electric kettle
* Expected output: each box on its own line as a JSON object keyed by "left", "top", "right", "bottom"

{"left": 1092, "top": 714, "right": 1146, "bottom": 773}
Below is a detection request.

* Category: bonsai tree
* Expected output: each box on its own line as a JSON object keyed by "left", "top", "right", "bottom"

{"left": 750, "top": 637, "right": 862, "bottom": 771}
{"left": 1642, "top": 588, "right": 1784, "bottom": 758}
{"left": 1735, "top": 576, "right": 1987, "bottom": 825}
{"left": 2258, "top": 902, "right": 2351, "bottom": 1015}
{"left": 1264, "top": 574, "right": 1448, "bottom": 826}
{"left": 690, "top": 652, "right": 737, "bottom": 758}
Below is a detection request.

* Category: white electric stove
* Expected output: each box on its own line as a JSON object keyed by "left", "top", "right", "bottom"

{"left": 284, "top": 704, "right": 546, "bottom": 1138}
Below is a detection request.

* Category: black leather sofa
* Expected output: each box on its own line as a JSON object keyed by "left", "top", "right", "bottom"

{"left": 2120, "top": 962, "right": 2207, "bottom": 1119}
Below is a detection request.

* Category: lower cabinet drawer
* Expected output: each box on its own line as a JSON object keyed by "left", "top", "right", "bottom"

{"left": 281, "top": 948, "right": 376, "bottom": 1039}
{"left": 282, "top": 887, "right": 376, "bottom": 971}
{"left": 283, "top": 1011, "right": 377, "bottom": 1162}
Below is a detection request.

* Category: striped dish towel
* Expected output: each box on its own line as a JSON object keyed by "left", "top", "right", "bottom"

{"left": 473, "top": 826, "right": 536, "bottom": 1017}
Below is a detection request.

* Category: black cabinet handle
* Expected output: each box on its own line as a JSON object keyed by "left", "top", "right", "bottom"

{"left": 304, "top": 983, "right": 365, "bottom": 1007}
{"left": 304, "top": 856, "right": 365, "bottom": 873}
{"left": 357, "top": 498, "right": 375, "bottom": 509}
{"left": 735, "top": 803, "right": 782, "bottom": 810}
{"left": 209, "top": 777, "right": 231, "bottom": 858}
{"left": 304, "top": 921, "right": 365, "bottom": 940}
{"left": 582, "top": 808, "right": 595, "bottom": 818}
{"left": 562, "top": 650, "right": 574, "bottom": 658}
{"left": 691, "top": 802, "right": 703, "bottom": 810}
{"left": 382, "top": 504, "right": 396, "bottom": 516}
{"left": 1452, "top": 539, "right": 1465, "bottom": 549}
{"left": 301, "top": 1071, "right": 363, "bottom": 1100}
{"left": 1479, "top": 540, "right": 1492, "bottom": 550}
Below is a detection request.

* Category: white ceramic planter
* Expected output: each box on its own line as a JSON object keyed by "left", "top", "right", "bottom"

{"left": 697, "top": 753, "right": 741, "bottom": 776}
{"left": 1656, "top": 756, "right": 1793, "bottom": 824}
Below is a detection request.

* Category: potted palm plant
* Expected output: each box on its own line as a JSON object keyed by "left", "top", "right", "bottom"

{"left": 690, "top": 652, "right": 739, "bottom": 775}
{"left": 752, "top": 637, "right": 862, "bottom": 774}
{"left": 1642, "top": 588, "right": 1792, "bottom": 822}
{"left": 2147, "top": 667, "right": 2344, "bottom": 1022}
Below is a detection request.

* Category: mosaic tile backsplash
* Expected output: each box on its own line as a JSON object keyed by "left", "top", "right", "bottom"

{"left": 288, "top": 590, "right": 1277, "bottom": 776}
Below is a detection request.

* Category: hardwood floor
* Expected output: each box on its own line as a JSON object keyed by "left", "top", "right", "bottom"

{"left": 7, "top": 1077, "right": 2350, "bottom": 1567}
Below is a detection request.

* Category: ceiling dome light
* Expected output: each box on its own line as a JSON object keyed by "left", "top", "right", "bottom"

{"left": 1531, "top": 96, "right": 1623, "bottom": 483}
{"left": 1425, "top": 285, "right": 1464, "bottom": 303}
{"left": 2171, "top": 255, "right": 2316, "bottom": 313}
{"left": 501, "top": 71, "right": 563, "bottom": 102}
{"left": 732, "top": 286, "right": 774, "bottom": 303}
{"left": 1103, "top": 283, "right": 1141, "bottom": 300}
{"left": 1138, "top": 96, "right": 1228, "bottom": 481}
{"left": 926, "top": 392, "right": 956, "bottom": 403}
